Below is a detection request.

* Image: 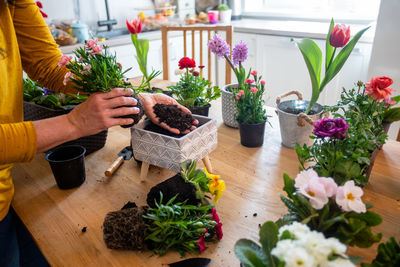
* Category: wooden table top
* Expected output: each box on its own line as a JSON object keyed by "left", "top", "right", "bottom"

{"left": 12, "top": 87, "right": 400, "bottom": 266}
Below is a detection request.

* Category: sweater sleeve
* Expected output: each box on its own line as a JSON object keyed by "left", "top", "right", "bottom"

{"left": 0, "top": 122, "right": 37, "bottom": 164}
{"left": 11, "top": 0, "right": 76, "bottom": 94}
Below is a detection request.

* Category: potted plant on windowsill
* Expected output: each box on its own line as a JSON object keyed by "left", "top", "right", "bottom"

{"left": 22, "top": 78, "right": 108, "bottom": 155}
{"left": 208, "top": 35, "right": 250, "bottom": 128}
{"left": 218, "top": 4, "right": 232, "bottom": 24}
{"left": 234, "top": 71, "right": 268, "bottom": 147}
{"left": 276, "top": 19, "right": 370, "bottom": 148}
{"left": 167, "top": 57, "right": 221, "bottom": 116}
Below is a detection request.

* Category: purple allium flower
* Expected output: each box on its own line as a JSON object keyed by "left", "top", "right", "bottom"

{"left": 313, "top": 118, "right": 349, "bottom": 140}
{"left": 208, "top": 34, "right": 230, "bottom": 58}
{"left": 232, "top": 40, "right": 248, "bottom": 66}
{"left": 43, "top": 87, "right": 53, "bottom": 96}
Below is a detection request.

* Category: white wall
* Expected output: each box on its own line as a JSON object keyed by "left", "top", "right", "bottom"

{"left": 368, "top": 0, "right": 400, "bottom": 140}
{"left": 41, "top": 0, "right": 154, "bottom": 31}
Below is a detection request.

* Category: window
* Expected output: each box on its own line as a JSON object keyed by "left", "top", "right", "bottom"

{"left": 242, "top": 0, "right": 381, "bottom": 23}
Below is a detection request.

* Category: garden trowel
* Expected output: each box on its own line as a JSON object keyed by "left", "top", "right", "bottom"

{"left": 105, "top": 146, "right": 133, "bottom": 176}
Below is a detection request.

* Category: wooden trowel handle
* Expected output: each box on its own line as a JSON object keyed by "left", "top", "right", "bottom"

{"left": 105, "top": 156, "right": 124, "bottom": 177}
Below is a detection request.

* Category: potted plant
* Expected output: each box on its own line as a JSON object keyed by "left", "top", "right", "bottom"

{"left": 235, "top": 220, "right": 359, "bottom": 267}
{"left": 277, "top": 19, "right": 370, "bottom": 148}
{"left": 60, "top": 40, "right": 145, "bottom": 128}
{"left": 234, "top": 71, "right": 268, "bottom": 147}
{"left": 361, "top": 237, "right": 400, "bottom": 267}
{"left": 296, "top": 80, "right": 389, "bottom": 186}
{"left": 167, "top": 57, "right": 221, "bottom": 116}
{"left": 277, "top": 170, "right": 382, "bottom": 248}
{"left": 126, "top": 18, "right": 163, "bottom": 93}
{"left": 22, "top": 78, "right": 108, "bottom": 155}
{"left": 218, "top": 4, "right": 232, "bottom": 24}
{"left": 208, "top": 35, "right": 250, "bottom": 128}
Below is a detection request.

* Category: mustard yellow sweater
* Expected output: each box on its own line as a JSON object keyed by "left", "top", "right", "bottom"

{"left": 0, "top": 0, "right": 74, "bottom": 220}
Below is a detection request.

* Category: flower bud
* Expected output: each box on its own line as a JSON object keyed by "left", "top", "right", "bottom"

{"left": 330, "top": 24, "right": 350, "bottom": 48}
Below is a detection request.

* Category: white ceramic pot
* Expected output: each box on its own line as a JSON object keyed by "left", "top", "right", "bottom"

{"left": 219, "top": 9, "right": 232, "bottom": 24}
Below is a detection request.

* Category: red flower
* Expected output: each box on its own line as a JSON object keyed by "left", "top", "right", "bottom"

{"left": 365, "top": 76, "right": 394, "bottom": 101}
{"left": 36, "top": 1, "right": 48, "bottom": 18}
{"left": 126, "top": 18, "right": 143, "bottom": 35}
{"left": 193, "top": 71, "right": 200, "bottom": 76}
{"left": 117, "top": 62, "right": 122, "bottom": 69}
{"left": 330, "top": 24, "right": 350, "bottom": 48}
{"left": 211, "top": 208, "right": 220, "bottom": 223}
{"left": 199, "top": 65, "right": 205, "bottom": 69}
{"left": 35, "top": 1, "right": 43, "bottom": 8}
{"left": 197, "top": 236, "right": 206, "bottom": 253}
{"left": 260, "top": 80, "right": 266, "bottom": 86}
{"left": 215, "top": 222, "right": 223, "bottom": 240}
{"left": 250, "top": 70, "right": 258, "bottom": 76}
{"left": 245, "top": 79, "right": 255, "bottom": 84}
{"left": 178, "top": 57, "right": 196, "bottom": 69}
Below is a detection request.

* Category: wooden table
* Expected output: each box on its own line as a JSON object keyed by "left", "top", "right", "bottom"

{"left": 11, "top": 95, "right": 400, "bottom": 266}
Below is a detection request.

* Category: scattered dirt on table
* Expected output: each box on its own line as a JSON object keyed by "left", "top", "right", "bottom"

{"left": 253, "top": 213, "right": 257, "bottom": 217}
{"left": 153, "top": 104, "right": 194, "bottom": 133}
{"left": 103, "top": 206, "right": 147, "bottom": 250}
{"left": 81, "top": 227, "right": 87, "bottom": 233}
{"left": 146, "top": 174, "right": 199, "bottom": 208}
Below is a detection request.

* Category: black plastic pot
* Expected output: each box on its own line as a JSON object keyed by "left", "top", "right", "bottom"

{"left": 189, "top": 103, "right": 211, "bottom": 116}
{"left": 46, "top": 145, "right": 86, "bottom": 190}
{"left": 239, "top": 122, "right": 266, "bottom": 147}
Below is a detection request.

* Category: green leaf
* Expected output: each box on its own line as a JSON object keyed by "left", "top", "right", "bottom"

{"left": 325, "top": 18, "right": 335, "bottom": 71}
{"left": 234, "top": 239, "right": 267, "bottom": 267}
{"left": 294, "top": 38, "right": 322, "bottom": 114}
{"left": 383, "top": 107, "right": 400, "bottom": 122}
{"left": 354, "top": 211, "right": 382, "bottom": 227}
{"left": 282, "top": 173, "right": 295, "bottom": 198}
{"left": 259, "top": 221, "right": 279, "bottom": 256}
{"left": 319, "top": 26, "right": 370, "bottom": 93}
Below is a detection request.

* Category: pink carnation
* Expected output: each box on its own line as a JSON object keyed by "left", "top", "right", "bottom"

{"left": 250, "top": 70, "right": 258, "bottom": 76}
{"left": 58, "top": 55, "right": 72, "bottom": 68}
{"left": 81, "top": 64, "right": 91, "bottom": 75}
{"left": 260, "top": 80, "right": 266, "bottom": 86}
{"left": 86, "top": 39, "right": 98, "bottom": 49}
{"left": 198, "top": 236, "right": 206, "bottom": 253}
{"left": 245, "top": 79, "right": 254, "bottom": 84}
{"left": 91, "top": 45, "right": 103, "bottom": 55}
{"left": 250, "top": 87, "right": 258, "bottom": 93}
{"left": 63, "top": 71, "right": 73, "bottom": 86}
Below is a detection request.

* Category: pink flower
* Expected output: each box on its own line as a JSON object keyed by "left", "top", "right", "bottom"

{"left": 245, "top": 79, "right": 255, "bottom": 84}
{"left": 81, "top": 64, "right": 91, "bottom": 75}
{"left": 294, "top": 169, "right": 319, "bottom": 189}
{"left": 236, "top": 95, "right": 240, "bottom": 100}
{"left": 91, "top": 45, "right": 103, "bottom": 55}
{"left": 198, "top": 236, "right": 206, "bottom": 253}
{"left": 336, "top": 181, "right": 366, "bottom": 213}
{"left": 237, "top": 90, "right": 245, "bottom": 97}
{"left": 251, "top": 70, "right": 258, "bottom": 76}
{"left": 211, "top": 208, "right": 220, "bottom": 223}
{"left": 58, "top": 55, "right": 72, "bottom": 68}
{"left": 215, "top": 222, "right": 223, "bottom": 240}
{"left": 85, "top": 39, "right": 98, "bottom": 49}
{"left": 260, "top": 80, "right": 266, "bottom": 86}
{"left": 298, "top": 177, "right": 329, "bottom": 210}
{"left": 126, "top": 18, "right": 143, "bottom": 35}
{"left": 384, "top": 97, "right": 396, "bottom": 107}
{"left": 250, "top": 87, "right": 258, "bottom": 93}
{"left": 330, "top": 24, "right": 350, "bottom": 48}
{"left": 63, "top": 71, "right": 73, "bottom": 86}
{"left": 318, "top": 177, "right": 338, "bottom": 198}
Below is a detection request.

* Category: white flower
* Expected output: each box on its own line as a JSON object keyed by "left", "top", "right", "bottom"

{"left": 320, "top": 258, "right": 355, "bottom": 267}
{"left": 298, "top": 177, "right": 329, "bottom": 210}
{"left": 271, "top": 239, "right": 296, "bottom": 259}
{"left": 298, "top": 231, "right": 330, "bottom": 264}
{"left": 283, "top": 246, "right": 315, "bottom": 267}
{"left": 325, "top": 237, "right": 347, "bottom": 255}
{"left": 336, "top": 181, "right": 366, "bottom": 213}
{"left": 279, "top": 222, "right": 310, "bottom": 239}
{"left": 295, "top": 169, "right": 319, "bottom": 189}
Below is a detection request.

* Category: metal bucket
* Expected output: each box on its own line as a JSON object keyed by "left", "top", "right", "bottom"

{"left": 276, "top": 91, "right": 323, "bottom": 148}
{"left": 222, "top": 84, "right": 239, "bottom": 128}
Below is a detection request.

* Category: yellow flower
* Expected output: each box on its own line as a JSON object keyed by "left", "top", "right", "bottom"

{"left": 202, "top": 168, "right": 226, "bottom": 204}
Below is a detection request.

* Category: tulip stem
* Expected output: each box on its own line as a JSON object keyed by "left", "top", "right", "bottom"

{"left": 327, "top": 48, "right": 336, "bottom": 72}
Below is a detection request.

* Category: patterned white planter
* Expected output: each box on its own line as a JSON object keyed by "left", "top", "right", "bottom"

{"left": 130, "top": 115, "right": 218, "bottom": 173}
{"left": 222, "top": 84, "right": 239, "bottom": 128}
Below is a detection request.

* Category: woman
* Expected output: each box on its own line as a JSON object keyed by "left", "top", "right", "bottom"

{"left": 0, "top": 1, "right": 195, "bottom": 266}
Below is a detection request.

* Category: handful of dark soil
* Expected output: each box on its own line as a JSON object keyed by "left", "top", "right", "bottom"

{"left": 103, "top": 206, "right": 147, "bottom": 250}
{"left": 153, "top": 104, "right": 195, "bottom": 133}
{"left": 146, "top": 174, "right": 200, "bottom": 208}
{"left": 118, "top": 95, "right": 145, "bottom": 128}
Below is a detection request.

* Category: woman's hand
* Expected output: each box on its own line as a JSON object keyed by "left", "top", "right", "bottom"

{"left": 139, "top": 93, "right": 198, "bottom": 134}
{"left": 66, "top": 88, "right": 140, "bottom": 137}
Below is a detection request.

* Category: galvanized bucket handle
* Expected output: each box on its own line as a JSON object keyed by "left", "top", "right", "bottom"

{"left": 276, "top": 90, "right": 303, "bottom": 105}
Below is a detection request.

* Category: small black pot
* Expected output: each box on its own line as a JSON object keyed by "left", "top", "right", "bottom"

{"left": 189, "top": 103, "right": 211, "bottom": 116}
{"left": 46, "top": 145, "right": 86, "bottom": 190}
{"left": 239, "top": 122, "right": 266, "bottom": 147}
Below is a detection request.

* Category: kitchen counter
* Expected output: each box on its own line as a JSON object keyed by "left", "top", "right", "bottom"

{"left": 60, "top": 18, "right": 375, "bottom": 53}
